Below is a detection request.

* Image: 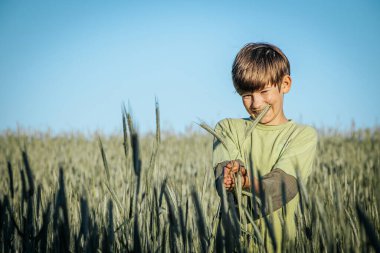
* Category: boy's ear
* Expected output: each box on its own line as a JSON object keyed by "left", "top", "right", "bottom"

{"left": 280, "top": 75, "right": 292, "bottom": 94}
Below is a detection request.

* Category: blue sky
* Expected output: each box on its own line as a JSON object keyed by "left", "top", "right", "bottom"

{"left": 1, "top": 1, "right": 380, "bottom": 134}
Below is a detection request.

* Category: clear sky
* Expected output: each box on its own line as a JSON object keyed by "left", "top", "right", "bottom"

{"left": 1, "top": 0, "right": 380, "bottom": 134}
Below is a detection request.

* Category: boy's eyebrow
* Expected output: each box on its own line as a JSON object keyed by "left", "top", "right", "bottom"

{"left": 241, "top": 86, "right": 273, "bottom": 94}
{"left": 261, "top": 85, "right": 277, "bottom": 91}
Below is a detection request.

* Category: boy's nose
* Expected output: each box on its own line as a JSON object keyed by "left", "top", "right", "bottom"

{"left": 251, "top": 94, "right": 265, "bottom": 110}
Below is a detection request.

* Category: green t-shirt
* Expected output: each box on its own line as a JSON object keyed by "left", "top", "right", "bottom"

{"left": 212, "top": 118, "right": 318, "bottom": 250}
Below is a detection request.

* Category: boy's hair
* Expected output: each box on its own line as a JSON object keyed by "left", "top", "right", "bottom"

{"left": 232, "top": 43, "right": 290, "bottom": 95}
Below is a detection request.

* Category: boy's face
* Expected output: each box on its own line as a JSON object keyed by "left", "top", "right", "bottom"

{"left": 241, "top": 75, "right": 292, "bottom": 125}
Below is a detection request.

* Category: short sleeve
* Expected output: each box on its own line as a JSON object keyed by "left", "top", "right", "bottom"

{"left": 212, "top": 119, "right": 244, "bottom": 169}
{"left": 273, "top": 126, "right": 318, "bottom": 184}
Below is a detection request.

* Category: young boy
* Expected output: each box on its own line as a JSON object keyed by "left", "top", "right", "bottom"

{"left": 213, "top": 43, "right": 318, "bottom": 250}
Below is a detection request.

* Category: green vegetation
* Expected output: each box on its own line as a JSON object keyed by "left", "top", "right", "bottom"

{"left": 0, "top": 108, "right": 379, "bottom": 252}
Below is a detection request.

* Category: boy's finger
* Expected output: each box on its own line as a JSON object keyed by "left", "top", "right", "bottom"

{"left": 224, "top": 171, "right": 231, "bottom": 179}
{"left": 243, "top": 175, "right": 250, "bottom": 187}
{"left": 231, "top": 160, "right": 240, "bottom": 173}
{"left": 226, "top": 184, "right": 234, "bottom": 191}
{"left": 224, "top": 182, "right": 232, "bottom": 189}
{"left": 223, "top": 167, "right": 230, "bottom": 177}
{"left": 225, "top": 175, "right": 234, "bottom": 182}
{"left": 224, "top": 177, "right": 233, "bottom": 184}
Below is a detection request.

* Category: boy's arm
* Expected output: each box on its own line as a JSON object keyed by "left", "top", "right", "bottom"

{"left": 254, "top": 168, "right": 298, "bottom": 215}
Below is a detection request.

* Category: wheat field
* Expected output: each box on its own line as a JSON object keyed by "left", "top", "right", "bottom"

{"left": 0, "top": 108, "right": 379, "bottom": 252}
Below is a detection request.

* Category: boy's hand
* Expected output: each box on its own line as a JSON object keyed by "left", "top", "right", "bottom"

{"left": 223, "top": 161, "right": 235, "bottom": 191}
{"left": 223, "top": 160, "right": 251, "bottom": 191}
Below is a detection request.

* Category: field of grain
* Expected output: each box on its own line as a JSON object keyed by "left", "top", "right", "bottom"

{"left": 0, "top": 110, "right": 379, "bottom": 252}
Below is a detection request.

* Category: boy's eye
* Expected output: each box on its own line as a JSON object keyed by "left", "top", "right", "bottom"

{"left": 261, "top": 90, "right": 268, "bottom": 94}
{"left": 242, "top": 95, "right": 251, "bottom": 100}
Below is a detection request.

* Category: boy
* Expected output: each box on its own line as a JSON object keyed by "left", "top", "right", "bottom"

{"left": 213, "top": 43, "right": 318, "bottom": 251}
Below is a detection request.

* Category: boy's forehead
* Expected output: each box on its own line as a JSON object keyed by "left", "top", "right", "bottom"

{"left": 263, "top": 84, "right": 274, "bottom": 88}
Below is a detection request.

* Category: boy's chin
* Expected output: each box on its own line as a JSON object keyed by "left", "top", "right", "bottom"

{"left": 259, "top": 116, "right": 273, "bottom": 125}
{"left": 249, "top": 114, "right": 269, "bottom": 123}
{"left": 259, "top": 119, "right": 269, "bottom": 124}
{"left": 249, "top": 111, "right": 273, "bottom": 124}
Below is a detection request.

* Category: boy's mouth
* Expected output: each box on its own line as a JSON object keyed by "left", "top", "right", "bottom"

{"left": 249, "top": 104, "right": 272, "bottom": 120}
{"left": 250, "top": 105, "right": 270, "bottom": 117}
{"left": 251, "top": 108, "right": 264, "bottom": 115}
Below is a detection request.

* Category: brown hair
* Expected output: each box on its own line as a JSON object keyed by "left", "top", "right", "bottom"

{"left": 232, "top": 43, "right": 290, "bottom": 95}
